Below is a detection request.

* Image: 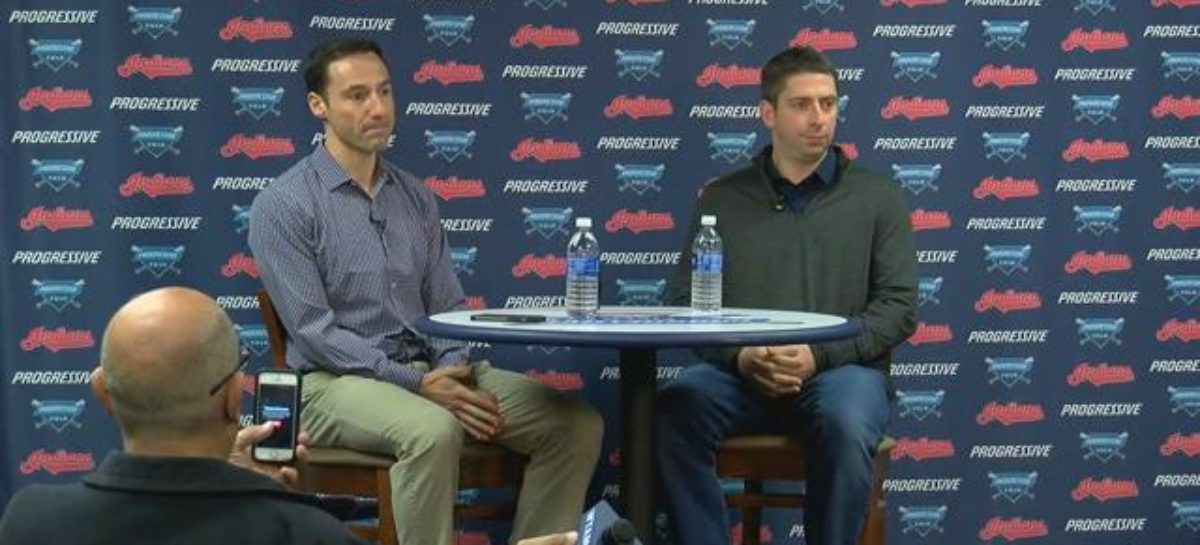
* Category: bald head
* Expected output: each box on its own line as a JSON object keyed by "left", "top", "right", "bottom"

{"left": 99, "top": 287, "right": 240, "bottom": 440}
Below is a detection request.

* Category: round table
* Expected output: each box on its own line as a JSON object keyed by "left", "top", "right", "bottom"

{"left": 416, "top": 306, "right": 860, "bottom": 543}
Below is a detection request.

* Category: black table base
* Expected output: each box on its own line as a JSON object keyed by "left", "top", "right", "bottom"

{"left": 620, "top": 347, "right": 657, "bottom": 545}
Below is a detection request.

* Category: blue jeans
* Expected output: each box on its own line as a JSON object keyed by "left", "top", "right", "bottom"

{"left": 655, "top": 362, "right": 890, "bottom": 545}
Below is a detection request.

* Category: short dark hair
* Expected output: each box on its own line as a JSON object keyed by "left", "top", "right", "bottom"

{"left": 760, "top": 47, "right": 839, "bottom": 105}
{"left": 303, "top": 38, "right": 386, "bottom": 96}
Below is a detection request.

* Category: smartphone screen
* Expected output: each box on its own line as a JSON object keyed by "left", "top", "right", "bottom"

{"left": 253, "top": 371, "right": 299, "bottom": 462}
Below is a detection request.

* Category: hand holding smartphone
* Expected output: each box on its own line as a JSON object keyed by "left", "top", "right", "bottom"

{"left": 253, "top": 370, "right": 300, "bottom": 463}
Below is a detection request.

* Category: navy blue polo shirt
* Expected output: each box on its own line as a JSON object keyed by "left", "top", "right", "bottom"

{"left": 764, "top": 148, "right": 839, "bottom": 214}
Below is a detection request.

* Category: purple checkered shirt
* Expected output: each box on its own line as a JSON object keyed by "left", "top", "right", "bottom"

{"left": 248, "top": 144, "right": 469, "bottom": 391}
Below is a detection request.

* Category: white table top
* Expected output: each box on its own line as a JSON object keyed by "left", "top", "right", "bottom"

{"left": 418, "top": 307, "right": 858, "bottom": 349}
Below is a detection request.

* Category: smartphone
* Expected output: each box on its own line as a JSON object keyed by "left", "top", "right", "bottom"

{"left": 253, "top": 370, "right": 300, "bottom": 463}
{"left": 470, "top": 313, "right": 547, "bottom": 324}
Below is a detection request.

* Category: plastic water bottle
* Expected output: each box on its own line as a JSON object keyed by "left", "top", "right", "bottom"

{"left": 691, "top": 215, "right": 723, "bottom": 313}
{"left": 566, "top": 217, "right": 600, "bottom": 318}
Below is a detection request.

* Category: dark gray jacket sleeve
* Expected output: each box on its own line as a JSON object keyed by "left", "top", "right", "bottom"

{"left": 810, "top": 183, "right": 918, "bottom": 371}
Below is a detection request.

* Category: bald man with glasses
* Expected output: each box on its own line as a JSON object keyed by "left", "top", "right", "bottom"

{"left": 0, "top": 287, "right": 578, "bottom": 545}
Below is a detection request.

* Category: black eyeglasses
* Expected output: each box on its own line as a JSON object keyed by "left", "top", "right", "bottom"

{"left": 208, "top": 350, "right": 251, "bottom": 396}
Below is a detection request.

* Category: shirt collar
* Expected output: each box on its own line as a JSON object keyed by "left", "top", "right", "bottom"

{"left": 762, "top": 144, "right": 839, "bottom": 187}
{"left": 82, "top": 451, "right": 290, "bottom": 495}
{"left": 311, "top": 143, "right": 391, "bottom": 194}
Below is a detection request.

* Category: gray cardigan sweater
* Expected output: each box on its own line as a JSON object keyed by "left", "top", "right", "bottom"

{"left": 668, "top": 145, "right": 919, "bottom": 375}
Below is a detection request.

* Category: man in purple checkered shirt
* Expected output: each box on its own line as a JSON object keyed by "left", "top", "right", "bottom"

{"left": 248, "top": 38, "right": 602, "bottom": 545}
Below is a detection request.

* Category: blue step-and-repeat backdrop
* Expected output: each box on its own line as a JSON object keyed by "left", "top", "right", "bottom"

{"left": 2, "top": 1, "right": 1198, "bottom": 544}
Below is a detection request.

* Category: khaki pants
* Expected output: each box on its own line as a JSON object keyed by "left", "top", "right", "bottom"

{"left": 301, "top": 361, "right": 603, "bottom": 545}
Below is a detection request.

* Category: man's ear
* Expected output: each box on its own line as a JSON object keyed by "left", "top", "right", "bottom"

{"left": 90, "top": 366, "right": 114, "bottom": 415}
{"left": 307, "top": 91, "right": 327, "bottom": 120}
{"left": 759, "top": 98, "right": 776, "bottom": 130}
{"left": 224, "top": 371, "right": 245, "bottom": 424}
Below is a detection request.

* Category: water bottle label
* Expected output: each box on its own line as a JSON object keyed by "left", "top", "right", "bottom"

{"left": 568, "top": 256, "right": 599, "bottom": 276}
{"left": 692, "top": 253, "right": 722, "bottom": 273}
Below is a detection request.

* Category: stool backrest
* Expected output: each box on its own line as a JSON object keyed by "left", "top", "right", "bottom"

{"left": 255, "top": 290, "right": 289, "bottom": 370}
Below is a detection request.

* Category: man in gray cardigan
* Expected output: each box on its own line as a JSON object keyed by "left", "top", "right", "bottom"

{"left": 656, "top": 47, "right": 918, "bottom": 545}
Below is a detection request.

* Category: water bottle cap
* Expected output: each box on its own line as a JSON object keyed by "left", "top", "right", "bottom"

{"left": 700, "top": 215, "right": 717, "bottom": 226}
{"left": 575, "top": 217, "right": 592, "bottom": 228}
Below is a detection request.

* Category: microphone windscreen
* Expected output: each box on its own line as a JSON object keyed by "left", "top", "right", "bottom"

{"left": 579, "top": 500, "right": 641, "bottom": 545}
{"left": 604, "top": 519, "right": 637, "bottom": 544}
